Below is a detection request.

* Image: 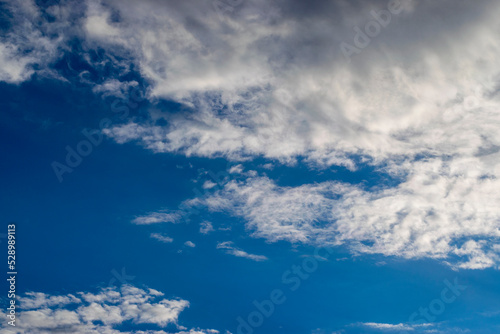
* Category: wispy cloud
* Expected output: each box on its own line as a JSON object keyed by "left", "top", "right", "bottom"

{"left": 132, "top": 211, "right": 182, "bottom": 225}
{"left": 150, "top": 233, "right": 174, "bottom": 243}
{"left": 1, "top": 285, "right": 222, "bottom": 333}
{"left": 0, "top": 0, "right": 65, "bottom": 83}
{"left": 216, "top": 241, "right": 268, "bottom": 262}
{"left": 3, "top": 0, "right": 500, "bottom": 271}
{"left": 196, "top": 174, "right": 500, "bottom": 269}
{"left": 200, "top": 221, "right": 215, "bottom": 234}
{"left": 72, "top": 0, "right": 500, "bottom": 269}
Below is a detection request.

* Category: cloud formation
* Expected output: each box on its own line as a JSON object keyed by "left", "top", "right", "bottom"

{"left": 0, "top": 285, "right": 220, "bottom": 334}
{"left": 199, "top": 221, "right": 214, "bottom": 234}
{"left": 216, "top": 241, "right": 268, "bottom": 261}
{"left": 95, "top": 0, "right": 500, "bottom": 269}
{"left": 360, "top": 322, "right": 416, "bottom": 331}
{"left": 0, "top": 0, "right": 66, "bottom": 83}
{"left": 184, "top": 241, "right": 196, "bottom": 248}
{"left": 133, "top": 211, "right": 182, "bottom": 225}
{"left": 2, "top": 0, "right": 500, "bottom": 269}
{"left": 95, "top": 0, "right": 500, "bottom": 166}
{"left": 151, "top": 233, "right": 174, "bottom": 243}
{"left": 193, "top": 174, "right": 500, "bottom": 269}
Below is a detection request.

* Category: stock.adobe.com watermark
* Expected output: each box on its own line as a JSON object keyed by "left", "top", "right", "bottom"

{"left": 108, "top": 267, "right": 136, "bottom": 288}
{"left": 408, "top": 277, "right": 467, "bottom": 325}
{"left": 340, "top": 0, "right": 412, "bottom": 63}
{"left": 51, "top": 86, "right": 144, "bottom": 183}
{"left": 236, "top": 247, "right": 335, "bottom": 334}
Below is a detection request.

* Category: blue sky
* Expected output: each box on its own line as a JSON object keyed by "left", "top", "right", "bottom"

{"left": 1, "top": 0, "right": 500, "bottom": 333}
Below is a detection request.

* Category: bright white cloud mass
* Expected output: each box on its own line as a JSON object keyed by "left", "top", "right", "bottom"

{"left": 2, "top": 0, "right": 500, "bottom": 270}
{"left": 0, "top": 285, "right": 219, "bottom": 334}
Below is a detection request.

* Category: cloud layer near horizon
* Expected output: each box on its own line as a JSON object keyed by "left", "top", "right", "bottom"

{"left": 0, "top": 284, "right": 219, "bottom": 334}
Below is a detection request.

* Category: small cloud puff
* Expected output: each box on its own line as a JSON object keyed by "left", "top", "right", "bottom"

{"left": 184, "top": 241, "right": 196, "bottom": 248}
{"left": 200, "top": 221, "right": 214, "bottom": 234}
{"left": 151, "top": 233, "right": 174, "bottom": 243}
{"left": 133, "top": 211, "right": 182, "bottom": 225}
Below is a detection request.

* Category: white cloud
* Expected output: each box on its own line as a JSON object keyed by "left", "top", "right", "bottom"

{"left": 0, "top": 0, "right": 135, "bottom": 87}
{"left": 0, "top": 0, "right": 68, "bottom": 84}
{"left": 0, "top": 284, "right": 224, "bottom": 334}
{"left": 88, "top": 0, "right": 500, "bottom": 269}
{"left": 184, "top": 241, "right": 196, "bottom": 248}
{"left": 341, "top": 321, "right": 474, "bottom": 333}
{"left": 202, "top": 180, "right": 217, "bottom": 189}
{"left": 95, "top": 0, "right": 500, "bottom": 166}
{"left": 79, "top": 288, "right": 121, "bottom": 304}
{"left": 18, "top": 292, "right": 81, "bottom": 309}
{"left": 352, "top": 322, "right": 437, "bottom": 333}
{"left": 216, "top": 241, "right": 268, "bottom": 261}
{"left": 175, "top": 330, "right": 220, "bottom": 334}
{"left": 361, "top": 322, "right": 415, "bottom": 331}
{"left": 194, "top": 173, "right": 500, "bottom": 269}
{"left": 84, "top": 0, "right": 122, "bottom": 41}
{"left": 92, "top": 79, "right": 139, "bottom": 98}
{"left": 151, "top": 233, "right": 174, "bottom": 243}
{"left": 133, "top": 211, "right": 182, "bottom": 225}
{"left": 199, "top": 221, "right": 214, "bottom": 234}
{"left": 228, "top": 165, "right": 244, "bottom": 174}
